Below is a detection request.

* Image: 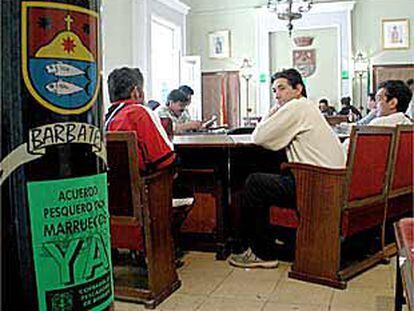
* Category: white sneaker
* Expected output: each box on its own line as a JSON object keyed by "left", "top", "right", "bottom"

{"left": 228, "top": 248, "right": 279, "bottom": 269}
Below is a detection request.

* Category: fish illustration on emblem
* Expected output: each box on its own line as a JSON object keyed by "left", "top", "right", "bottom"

{"left": 22, "top": 2, "right": 100, "bottom": 115}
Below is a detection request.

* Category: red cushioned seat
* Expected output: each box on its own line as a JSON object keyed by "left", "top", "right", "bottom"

{"left": 110, "top": 218, "right": 144, "bottom": 251}
{"left": 391, "top": 130, "right": 413, "bottom": 191}
{"left": 269, "top": 206, "right": 299, "bottom": 229}
{"left": 346, "top": 135, "right": 390, "bottom": 201}
{"left": 268, "top": 126, "right": 397, "bottom": 289}
{"left": 388, "top": 126, "right": 414, "bottom": 219}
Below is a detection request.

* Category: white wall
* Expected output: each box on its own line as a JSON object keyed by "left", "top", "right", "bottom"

{"left": 102, "top": 0, "right": 135, "bottom": 107}
{"left": 270, "top": 27, "right": 340, "bottom": 107}
{"left": 352, "top": 0, "right": 414, "bottom": 109}
{"left": 101, "top": 0, "right": 188, "bottom": 109}
{"left": 353, "top": 0, "right": 414, "bottom": 65}
{"left": 186, "top": 0, "right": 414, "bottom": 116}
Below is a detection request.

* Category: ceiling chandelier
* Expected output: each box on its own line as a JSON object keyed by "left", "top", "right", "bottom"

{"left": 267, "top": 0, "right": 313, "bottom": 36}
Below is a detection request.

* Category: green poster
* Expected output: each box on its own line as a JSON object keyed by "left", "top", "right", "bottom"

{"left": 27, "top": 173, "right": 113, "bottom": 311}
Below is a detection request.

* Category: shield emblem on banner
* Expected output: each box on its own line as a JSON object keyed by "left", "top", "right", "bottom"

{"left": 293, "top": 49, "right": 316, "bottom": 78}
{"left": 22, "top": 2, "right": 100, "bottom": 115}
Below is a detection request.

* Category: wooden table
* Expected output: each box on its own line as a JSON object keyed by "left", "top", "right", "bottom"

{"left": 173, "top": 133, "right": 286, "bottom": 259}
{"left": 394, "top": 218, "right": 414, "bottom": 311}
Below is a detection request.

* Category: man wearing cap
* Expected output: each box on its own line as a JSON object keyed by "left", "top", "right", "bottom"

{"left": 157, "top": 87, "right": 202, "bottom": 133}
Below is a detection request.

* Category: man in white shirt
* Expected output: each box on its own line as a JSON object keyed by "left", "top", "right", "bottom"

{"left": 405, "top": 78, "right": 414, "bottom": 119}
{"left": 342, "top": 80, "right": 412, "bottom": 154}
{"left": 369, "top": 80, "right": 412, "bottom": 126}
{"left": 157, "top": 89, "right": 202, "bottom": 133}
{"left": 229, "top": 69, "right": 346, "bottom": 269}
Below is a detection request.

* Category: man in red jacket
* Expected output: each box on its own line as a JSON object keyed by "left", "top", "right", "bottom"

{"left": 105, "top": 67, "right": 175, "bottom": 173}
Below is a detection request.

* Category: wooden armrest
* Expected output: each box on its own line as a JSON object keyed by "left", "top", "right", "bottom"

{"left": 181, "top": 168, "right": 216, "bottom": 175}
{"left": 110, "top": 215, "right": 140, "bottom": 226}
{"left": 281, "top": 162, "right": 347, "bottom": 176}
{"left": 142, "top": 167, "right": 173, "bottom": 184}
{"left": 281, "top": 162, "right": 347, "bottom": 222}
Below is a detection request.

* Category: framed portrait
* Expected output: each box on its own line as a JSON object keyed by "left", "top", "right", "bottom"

{"left": 381, "top": 18, "right": 410, "bottom": 50}
{"left": 209, "top": 30, "right": 230, "bottom": 58}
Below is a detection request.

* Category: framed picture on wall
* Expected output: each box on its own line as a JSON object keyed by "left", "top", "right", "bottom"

{"left": 209, "top": 30, "right": 230, "bottom": 58}
{"left": 381, "top": 18, "right": 410, "bottom": 50}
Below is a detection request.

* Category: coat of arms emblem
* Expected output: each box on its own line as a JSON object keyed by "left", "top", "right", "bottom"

{"left": 22, "top": 2, "right": 100, "bottom": 115}
{"left": 292, "top": 49, "right": 316, "bottom": 78}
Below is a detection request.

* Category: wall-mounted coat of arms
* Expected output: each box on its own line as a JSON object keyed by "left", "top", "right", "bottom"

{"left": 293, "top": 49, "right": 316, "bottom": 78}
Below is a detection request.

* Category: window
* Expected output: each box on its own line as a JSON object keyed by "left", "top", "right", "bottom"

{"left": 151, "top": 17, "right": 180, "bottom": 104}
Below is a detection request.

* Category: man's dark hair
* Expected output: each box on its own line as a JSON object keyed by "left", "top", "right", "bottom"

{"left": 368, "top": 93, "right": 375, "bottom": 101}
{"left": 178, "top": 85, "right": 194, "bottom": 99}
{"left": 378, "top": 80, "right": 412, "bottom": 113}
{"left": 147, "top": 100, "right": 160, "bottom": 110}
{"left": 108, "top": 67, "right": 144, "bottom": 102}
{"left": 407, "top": 78, "right": 414, "bottom": 87}
{"left": 167, "top": 89, "right": 187, "bottom": 104}
{"left": 319, "top": 98, "right": 329, "bottom": 105}
{"left": 271, "top": 68, "right": 307, "bottom": 97}
{"left": 340, "top": 96, "right": 351, "bottom": 106}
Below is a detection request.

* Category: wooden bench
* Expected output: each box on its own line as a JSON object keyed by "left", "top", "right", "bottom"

{"left": 270, "top": 126, "right": 397, "bottom": 288}
{"left": 386, "top": 125, "right": 414, "bottom": 223}
{"left": 394, "top": 218, "right": 414, "bottom": 311}
{"left": 106, "top": 131, "right": 180, "bottom": 309}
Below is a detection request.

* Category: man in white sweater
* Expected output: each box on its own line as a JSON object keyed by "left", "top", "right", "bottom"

{"left": 369, "top": 80, "right": 412, "bottom": 126}
{"left": 229, "top": 69, "right": 346, "bottom": 269}
{"left": 342, "top": 80, "right": 412, "bottom": 154}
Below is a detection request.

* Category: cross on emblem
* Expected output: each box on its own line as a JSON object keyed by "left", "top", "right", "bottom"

{"left": 64, "top": 14, "right": 73, "bottom": 31}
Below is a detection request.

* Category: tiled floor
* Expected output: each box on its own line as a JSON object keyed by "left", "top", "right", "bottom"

{"left": 115, "top": 252, "right": 404, "bottom": 311}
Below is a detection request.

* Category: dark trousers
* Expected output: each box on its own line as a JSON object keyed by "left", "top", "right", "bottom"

{"left": 242, "top": 172, "right": 296, "bottom": 260}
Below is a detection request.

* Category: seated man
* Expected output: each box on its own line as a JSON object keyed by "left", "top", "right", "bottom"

{"left": 158, "top": 88, "right": 202, "bottom": 133}
{"left": 105, "top": 67, "right": 175, "bottom": 174}
{"left": 342, "top": 80, "right": 412, "bottom": 155}
{"left": 228, "top": 69, "right": 346, "bottom": 269}
{"left": 147, "top": 99, "right": 161, "bottom": 111}
{"left": 178, "top": 85, "right": 194, "bottom": 104}
{"left": 338, "top": 96, "right": 362, "bottom": 121}
{"left": 105, "top": 68, "right": 192, "bottom": 266}
{"left": 369, "top": 80, "right": 412, "bottom": 126}
{"left": 406, "top": 78, "right": 414, "bottom": 119}
{"left": 318, "top": 98, "right": 336, "bottom": 116}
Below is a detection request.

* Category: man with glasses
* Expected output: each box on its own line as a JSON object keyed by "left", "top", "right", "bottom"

{"left": 369, "top": 80, "right": 412, "bottom": 126}
{"left": 342, "top": 80, "right": 412, "bottom": 154}
{"left": 157, "top": 89, "right": 203, "bottom": 133}
{"left": 404, "top": 78, "right": 414, "bottom": 119}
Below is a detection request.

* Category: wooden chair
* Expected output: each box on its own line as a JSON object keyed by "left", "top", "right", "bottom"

{"left": 324, "top": 115, "right": 348, "bottom": 126}
{"left": 393, "top": 218, "right": 414, "bottom": 311}
{"left": 106, "top": 131, "right": 180, "bottom": 309}
{"left": 383, "top": 125, "right": 414, "bottom": 258}
{"left": 386, "top": 125, "right": 414, "bottom": 220}
{"left": 269, "top": 126, "right": 396, "bottom": 288}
